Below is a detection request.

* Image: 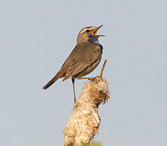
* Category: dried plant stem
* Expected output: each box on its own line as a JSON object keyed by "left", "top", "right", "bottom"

{"left": 63, "top": 60, "right": 109, "bottom": 146}
{"left": 99, "top": 59, "right": 107, "bottom": 78}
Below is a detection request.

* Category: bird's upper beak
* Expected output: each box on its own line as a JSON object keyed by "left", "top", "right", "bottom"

{"left": 92, "top": 25, "right": 105, "bottom": 37}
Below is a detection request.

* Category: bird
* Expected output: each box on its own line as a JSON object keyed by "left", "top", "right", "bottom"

{"left": 42, "top": 25, "right": 104, "bottom": 102}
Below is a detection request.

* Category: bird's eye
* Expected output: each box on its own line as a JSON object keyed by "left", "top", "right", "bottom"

{"left": 86, "top": 30, "right": 89, "bottom": 33}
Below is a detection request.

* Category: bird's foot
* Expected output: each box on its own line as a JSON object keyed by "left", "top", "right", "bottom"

{"left": 76, "top": 77, "right": 94, "bottom": 80}
{"left": 94, "top": 76, "right": 103, "bottom": 81}
{"left": 76, "top": 76, "right": 102, "bottom": 81}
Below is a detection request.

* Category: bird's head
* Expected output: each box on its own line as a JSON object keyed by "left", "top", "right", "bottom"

{"left": 77, "top": 25, "right": 104, "bottom": 43}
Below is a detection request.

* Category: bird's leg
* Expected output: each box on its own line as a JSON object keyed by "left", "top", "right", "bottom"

{"left": 76, "top": 77, "right": 94, "bottom": 81}
{"left": 72, "top": 78, "right": 76, "bottom": 103}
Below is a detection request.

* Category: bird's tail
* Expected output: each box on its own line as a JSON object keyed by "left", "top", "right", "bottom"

{"left": 42, "top": 72, "right": 65, "bottom": 89}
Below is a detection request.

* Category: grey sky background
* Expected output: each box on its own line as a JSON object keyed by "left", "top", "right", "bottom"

{"left": 0, "top": 0, "right": 167, "bottom": 146}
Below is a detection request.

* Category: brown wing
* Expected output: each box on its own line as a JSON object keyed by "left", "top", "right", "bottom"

{"left": 62, "top": 42, "right": 102, "bottom": 81}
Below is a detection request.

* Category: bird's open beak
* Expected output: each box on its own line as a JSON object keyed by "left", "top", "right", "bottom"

{"left": 92, "top": 25, "right": 105, "bottom": 37}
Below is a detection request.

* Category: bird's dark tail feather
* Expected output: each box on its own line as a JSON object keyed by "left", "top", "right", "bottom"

{"left": 42, "top": 72, "right": 65, "bottom": 89}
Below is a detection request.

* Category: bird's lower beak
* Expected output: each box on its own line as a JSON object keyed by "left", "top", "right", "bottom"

{"left": 92, "top": 25, "right": 105, "bottom": 37}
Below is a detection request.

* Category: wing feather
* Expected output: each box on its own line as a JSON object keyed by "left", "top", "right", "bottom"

{"left": 63, "top": 42, "right": 102, "bottom": 81}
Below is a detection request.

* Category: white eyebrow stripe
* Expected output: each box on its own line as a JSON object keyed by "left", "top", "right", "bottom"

{"left": 80, "top": 27, "right": 96, "bottom": 34}
{"left": 80, "top": 28, "right": 87, "bottom": 34}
